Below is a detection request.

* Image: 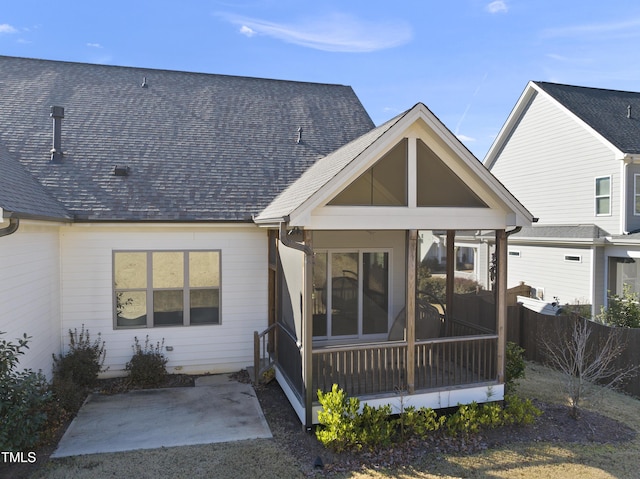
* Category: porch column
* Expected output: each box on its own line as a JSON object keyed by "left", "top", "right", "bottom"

{"left": 495, "top": 229, "right": 507, "bottom": 384}
{"left": 406, "top": 229, "right": 417, "bottom": 394}
{"left": 303, "top": 230, "right": 314, "bottom": 429}
{"left": 446, "top": 230, "right": 455, "bottom": 325}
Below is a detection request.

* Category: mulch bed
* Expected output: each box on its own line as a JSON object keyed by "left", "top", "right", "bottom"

{"left": 247, "top": 369, "right": 637, "bottom": 476}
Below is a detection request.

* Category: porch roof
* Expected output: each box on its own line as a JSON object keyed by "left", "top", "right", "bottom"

{"left": 255, "top": 103, "right": 534, "bottom": 229}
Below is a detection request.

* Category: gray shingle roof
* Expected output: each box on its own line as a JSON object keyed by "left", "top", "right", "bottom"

{"left": 513, "top": 224, "right": 606, "bottom": 240}
{"left": 0, "top": 56, "right": 374, "bottom": 221}
{"left": 0, "top": 146, "right": 71, "bottom": 220}
{"left": 255, "top": 111, "right": 404, "bottom": 222}
{"left": 535, "top": 81, "right": 640, "bottom": 154}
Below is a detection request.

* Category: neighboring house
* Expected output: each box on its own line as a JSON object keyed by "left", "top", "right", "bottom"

{"left": 485, "top": 81, "right": 640, "bottom": 316}
{"left": 0, "top": 56, "right": 533, "bottom": 427}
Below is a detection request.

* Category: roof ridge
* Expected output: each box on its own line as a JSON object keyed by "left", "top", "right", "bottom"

{"left": 0, "top": 54, "right": 352, "bottom": 88}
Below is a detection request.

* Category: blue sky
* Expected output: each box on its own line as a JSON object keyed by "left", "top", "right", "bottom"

{"left": 3, "top": 0, "right": 640, "bottom": 158}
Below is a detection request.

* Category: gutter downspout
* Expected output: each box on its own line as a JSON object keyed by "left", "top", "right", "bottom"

{"left": 278, "top": 220, "right": 312, "bottom": 255}
{"left": 0, "top": 217, "right": 19, "bottom": 238}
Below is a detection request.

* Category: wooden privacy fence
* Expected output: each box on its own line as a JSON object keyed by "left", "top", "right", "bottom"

{"left": 507, "top": 305, "right": 640, "bottom": 398}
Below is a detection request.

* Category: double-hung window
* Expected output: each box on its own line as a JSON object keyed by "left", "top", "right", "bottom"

{"left": 595, "top": 176, "right": 611, "bottom": 216}
{"left": 634, "top": 174, "right": 640, "bottom": 216}
{"left": 114, "top": 250, "right": 220, "bottom": 328}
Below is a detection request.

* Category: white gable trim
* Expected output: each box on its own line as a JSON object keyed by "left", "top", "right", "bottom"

{"left": 287, "top": 104, "right": 533, "bottom": 228}
{"left": 484, "top": 82, "right": 625, "bottom": 169}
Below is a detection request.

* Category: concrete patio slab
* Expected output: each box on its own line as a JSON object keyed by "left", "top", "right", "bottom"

{"left": 52, "top": 375, "right": 271, "bottom": 458}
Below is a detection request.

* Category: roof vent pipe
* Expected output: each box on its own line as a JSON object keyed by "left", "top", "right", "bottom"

{"left": 50, "top": 106, "right": 64, "bottom": 162}
{"left": 628, "top": 105, "right": 632, "bottom": 119}
{"left": 296, "top": 127, "right": 303, "bottom": 144}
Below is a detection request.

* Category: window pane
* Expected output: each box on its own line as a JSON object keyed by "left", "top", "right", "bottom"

{"left": 597, "top": 197, "right": 610, "bottom": 215}
{"left": 313, "top": 252, "right": 327, "bottom": 337}
{"left": 331, "top": 253, "right": 358, "bottom": 336}
{"left": 190, "top": 289, "right": 220, "bottom": 324}
{"left": 116, "top": 291, "right": 147, "bottom": 327}
{"left": 153, "top": 252, "right": 184, "bottom": 288}
{"left": 363, "top": 252, "right": 389, "bottom": 334}
{"left": 596, "top": 177, "right": 610, "bottom": 196}
{"left": 114, "top": 252, "right": 147, "bottom": 289}
{"left": 190, "top": 251, "right": 220, "bottom": 287}
{"left": 153, "top": 290, "right": 183, "bottom": 326}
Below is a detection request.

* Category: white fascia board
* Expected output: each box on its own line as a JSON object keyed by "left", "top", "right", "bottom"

{"left": 300, "top": 206, "right": 514, "bottom": 230}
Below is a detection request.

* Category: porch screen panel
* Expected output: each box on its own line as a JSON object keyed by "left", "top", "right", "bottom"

{"left": 363, "top": 252, "right": 389, "bottom": 334}
{"left": 313, "top": 252, "right": 328, "bottom": 336}
{"left": 331, "top": 253, "right": 358, "bottom": 336}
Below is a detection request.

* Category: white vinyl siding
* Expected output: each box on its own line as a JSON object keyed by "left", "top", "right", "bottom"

{"left": 489, "top": 91, "right": 621, "bottom": 235}
{"left": 506, "top": 243, "right": 593, "bottom": 306}
{"left": 60, "top": 225, "right": 268, "bottom": 376}
{"left": 0, "top": 223, "right": 62, "bottom": 377}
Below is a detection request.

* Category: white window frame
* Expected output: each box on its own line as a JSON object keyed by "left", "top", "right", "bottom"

{"left": 313, "top": 248, "right": 392, "bottom": 341}
{"left": 634, "top": 174, "right": 640, "bottom": 216}
{"left": 113, "top": 250, "right": 221, "bottom": 329}
{"left": 595, "top": 176, "right": 612, "bottom": 216}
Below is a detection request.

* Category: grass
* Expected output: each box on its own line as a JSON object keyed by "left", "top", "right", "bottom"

{"left": 22, "top": 362, "right": 640, "bottom": 478}
{"left": 347, "top": 362, "right": 640, "bottom": 479}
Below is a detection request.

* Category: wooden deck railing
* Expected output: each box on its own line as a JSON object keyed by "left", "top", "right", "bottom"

{"left": 312, "top": 334, "right": 498, "bottom": 400}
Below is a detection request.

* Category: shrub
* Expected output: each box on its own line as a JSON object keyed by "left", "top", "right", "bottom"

{"left": 502, "top": 394, "right": 542, "bottom": 426}
{"left": 316, "top": 384, "right": 361, "bottom": 451}
{"left": 52, "top": 325, "right": 106, "bottom": 412}
{"left": 358, "top": 403, "right": 394, "bottom": 449}
{"left": 505, "top": 341, "right": 526, "bottom": 393}
{"left": 597, "top": 285, "right": 640, "bottom": 328}
{"left": 53, "top": 325, "right": 106, "bottom": 388}
{"left": 315, "top": 385, "right": 543, "bottom": 452}
{"left": 398, "top": 405, "right": 445, "bottom": 440}
{"left": 0, "top": 332, "right": 51, "bottom": 451}
{"left": 126, "top": 336, "right": 168, "bottom": 388}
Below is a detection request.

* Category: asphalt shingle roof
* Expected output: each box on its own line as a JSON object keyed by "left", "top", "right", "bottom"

{"left": 535, "top": 81, "right": 640, "bottom": 155}
{"left": 0, "top": 146, "right": 71, "bottom": 220}
{"left": 0, "top": 56, "right": 374, "bottom": 221}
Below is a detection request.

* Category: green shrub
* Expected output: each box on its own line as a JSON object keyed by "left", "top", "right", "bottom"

{"left": 597, "top": 285, "right": 640, "bottom": 328}
{"left": 502, "top": 394, "right": 542, "bottom": 426}
{"left": 126, "top": 336, "right": 168, "bottom": 388}
{"left": 358, "top": 403, "right": 394, "bottom": 449}
{"left": 53, "top": 325, "right": 106, "bottom": 388}
{"left": 398, "top": 405, "right": 445, "bottom": 440}
{"left": 505, "top": 341, "right": 526, "bottom": 393}
{"left": 316, "top": 384, "right": 361, "bottom": 451}
{"left": 52, "top": 325, "right": 106, "bottom": 412}
{"left": 0, "top": 332, "right": 51, "bottom": 451}
{"left": 316, "top": 385, "right": 543, "bottom": 452}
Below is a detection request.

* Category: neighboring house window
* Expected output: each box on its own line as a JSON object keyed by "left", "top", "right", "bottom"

{"left": 595, "top": 176, "right": 611, "bottom": 216}
{"left": 635, "top": 174, "right": 640, "bottom": 216}
{"left": 312, "top": 250, "right": 390, "bottom": 339}
{"left": 114, "top": 250, "right": 220, "bottom": 328}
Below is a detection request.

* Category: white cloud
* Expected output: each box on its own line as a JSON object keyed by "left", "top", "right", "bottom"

{"left": 86, "top": 42, "right": 103, "bottom": 48}
{"left": 239, "top": 25, "right": 256, "bottom": 37}
{"left": 218, "top": 12, "right": 412, "bottom": 52}
{"left": 486, "top": 1, "right": 508, "bottom": 14}
{"left": 456, "top": 134, "right": 476, "bottom": 142}
{"left": 542, "top": 18, "right": 640, "bottom": 39}
{"left": 0, "top": 23, "right": 18, "bottom": 34}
